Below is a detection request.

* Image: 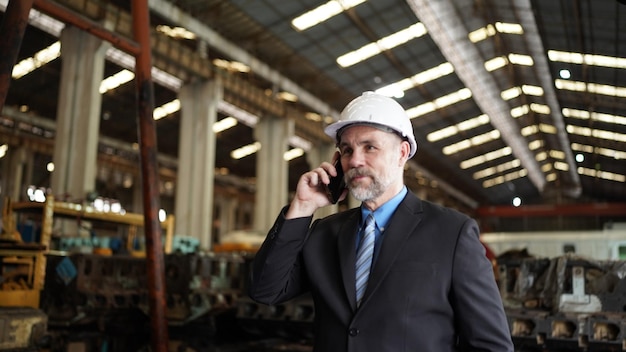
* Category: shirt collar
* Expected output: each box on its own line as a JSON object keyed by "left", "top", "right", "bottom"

{"left": 360, "top": 186, "right": 408, "bottom": 232}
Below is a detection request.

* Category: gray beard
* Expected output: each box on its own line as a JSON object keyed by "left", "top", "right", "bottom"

{"left": 348, "top": 174, "right": 391, "bottom": 202}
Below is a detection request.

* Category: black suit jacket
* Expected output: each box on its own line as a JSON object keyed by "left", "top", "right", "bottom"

{"left": 249, "top": 192, "right": 513, "bottom": 352}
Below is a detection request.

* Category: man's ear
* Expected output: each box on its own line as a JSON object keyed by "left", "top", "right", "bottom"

{"left": 399, "top": 140, "right": 411, "bottom": 164}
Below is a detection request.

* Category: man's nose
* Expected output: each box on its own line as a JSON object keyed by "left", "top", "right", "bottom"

{"left": 347, "top": 150, "right": 365, "bottom": 168}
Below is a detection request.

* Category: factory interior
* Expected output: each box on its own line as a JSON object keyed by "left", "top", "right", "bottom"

{"left": 0, "top": 0, "right": 625, "bottom": 351}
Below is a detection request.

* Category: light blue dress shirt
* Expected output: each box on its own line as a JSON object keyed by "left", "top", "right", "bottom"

{"left": 357, "top": 186, "right": 408, "bottom": 262}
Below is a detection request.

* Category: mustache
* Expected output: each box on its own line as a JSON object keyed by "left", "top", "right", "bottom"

{"left": 346, "top": 168, "right": 373, "bottom": 180}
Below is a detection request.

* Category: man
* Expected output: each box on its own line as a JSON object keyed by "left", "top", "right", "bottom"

{"left": 249, "top": 92, "right": 513, "bottom": 351}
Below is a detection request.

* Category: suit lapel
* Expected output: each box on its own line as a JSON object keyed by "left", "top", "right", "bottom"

{"left": 360, "top": 193, "right": 424, "bottom": 307}
{"left": 337, "top": 209, "right": 360, "bottom": 309}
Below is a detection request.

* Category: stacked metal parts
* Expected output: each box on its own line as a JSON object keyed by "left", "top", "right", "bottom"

{"left": 498, "top": 254, "right": 626, "bottom": 351}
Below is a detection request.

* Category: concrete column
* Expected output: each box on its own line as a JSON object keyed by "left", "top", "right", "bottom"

{"left": 253, "top": 116, "right": 293, "bottom": 234}
{"left": 306, "top": 142, "right": 340, "bottom": 219}
{"left": 174, "top": 79, "right": 221, "bottom": 251}
{"left": 1, "top": 146, "right": 32, "bottom": 201}
{"left": 216, "top": 195, "right": 238, "bottom": 240}
{"left": 51, "top": 27, "right": 108, "bottom": 237}
{"left": 51, "top": 27, "right": 108, "bottom": 202}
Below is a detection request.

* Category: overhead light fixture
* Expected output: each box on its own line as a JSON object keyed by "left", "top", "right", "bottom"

{"left": 376, "top": 62, "right": 454, "bottom": 97}
{"left": 231, "top": 142, "right": 261, "bottom": 160}
{"left": 291, "top": 0, "right": 366, "bottom": 31}
{"left": 468, "top": 22, "right": 524, "bottom": 43}
{"left": 277, "top": 91, "right": 298, "bottom": 102}
{"left": 562, "top": 108, "right": 626, "bottom": 126}
{"left": 460, "top": 147, "right": 512, "bottom": 169}
{"left": 442, "top": 130, "right": 500, "bottom": 155}
{"left": 100, "top": 69, "right": 135, "bottom": 94}
{"left": 548, "top": 50, "right": 626, "bottom": 69}
{"left": 427, "top": 114, "right": 490, "bottom": 142}
{"left": 212, "top": 58, "right": 250, "bottom": 73}
{"left": 473, "top": 159, "right": 521, "bottom": 180}
{"left": 578, "top": 167, "right": 626, "bottom": 182}
{"left": 153, "top": 99, "right": 181, "bottom": 120}
{"left": 572, "top": 143, "right": 626, "bottom": 160}
{"left": 337, "top": 23, "right": 427, "bottom": 67}
{"left": 213, "top": 117, "right": 238, "bottom": 133}
{"left": 556, "top": 79, "right": 626, "bottom": 98}
{"left": 567, "top": 125, "right": 626, "bottom": 143}
{"left": 405, "top": 88, "right": 472, "bottom": 119}
{"left": 482, "top": 169, "right": 528, "bottom": 188}
{"left": 508, "top": 53, "right": 534, "bottom": 66}
{"left": 156, "top": 25, "right": 196, "bottom": 40}
{"left": 12, "top": 41, "right": 61, "bottom": 79}
{"left": 484, "top": 56, "right": 508, "bottom": 72}
{"left": 284, "top": 148, "right": 304, "bottom": 161}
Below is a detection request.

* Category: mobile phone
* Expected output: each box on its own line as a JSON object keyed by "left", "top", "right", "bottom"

{"left": 326, "top": 159, "right": 346, "bottom": 204}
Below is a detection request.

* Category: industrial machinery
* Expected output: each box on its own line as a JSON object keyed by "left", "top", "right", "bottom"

{"left": 6, "top": 198, "right": 626, "bottom": 351}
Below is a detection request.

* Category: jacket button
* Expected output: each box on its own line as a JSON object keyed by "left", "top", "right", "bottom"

{"left": 349, "top": 328, "right": 359, "bottom": 336}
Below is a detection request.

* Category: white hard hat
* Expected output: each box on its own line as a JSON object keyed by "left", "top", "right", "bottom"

{"left": 324, "top": 91, "right": 418, "bottom": 158}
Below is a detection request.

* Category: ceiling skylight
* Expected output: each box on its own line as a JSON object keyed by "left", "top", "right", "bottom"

{"left": 337, "top": 23, "right": 427, "bottom": 68}
{"left": 376, "top": 62, "right": 454, "bottom": 98}
{"left": 406, "top": 88, "right": 472, "bottom": 119}
{"left": 291, "top": 0, "right": 366, "bottom": 31}
{"left": 468, "top": 22, "right": 524, "bottom": 43}
{"left": 12, "top": 42, "right": 61, "bottom": 79}
{"left": 548, "top": 50, "right": 626, "bottom": 69}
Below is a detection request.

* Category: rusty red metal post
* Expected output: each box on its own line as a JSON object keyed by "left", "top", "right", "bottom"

{"left": 0, "top": 0, "right": 35, "bottom": 114}
{"left": 33, "top": 0, "right": 140, "bottom": 56}
{"left": 131, "top": 1, "right": 170, "bottom": 350}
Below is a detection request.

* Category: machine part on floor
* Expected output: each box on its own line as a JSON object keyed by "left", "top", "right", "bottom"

{"left": 0, "top": 307, "right": 47, "bottom": 350}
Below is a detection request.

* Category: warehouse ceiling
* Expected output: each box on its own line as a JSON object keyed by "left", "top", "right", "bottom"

{"left": 1, "top": 0, "right": 625, "bottom": 213}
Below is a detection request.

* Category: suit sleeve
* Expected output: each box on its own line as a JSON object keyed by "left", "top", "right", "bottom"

{"left": 248, "top": 207, "right": 314, "bottom": 305}
{"left": 451, "top": 218, "right": 514, "bottom": 351}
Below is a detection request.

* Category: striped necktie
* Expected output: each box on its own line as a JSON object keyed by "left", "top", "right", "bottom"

{"left": 355, "top": 213, "right": 376, "bottom": 307}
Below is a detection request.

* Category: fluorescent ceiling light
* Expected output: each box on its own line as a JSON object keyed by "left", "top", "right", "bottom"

{"left": 292, "top": 0, "right": 366, "bottom": 31}
{"left": 284, "top": 148, "right": 304, "bottom": 161}
{"left": 482, "top": 169, "right": 528, "bottom": 188}
{"left": 571, "top": 143, "right": 626, "bottom": 160}
{"left": 337, "top": 23, "right": 427, "bottom": 67}
{"left": 520, "top": 123, "right": 557, "bottom": 137}
{"left": 427, "top": 114, "right": 489, "bottom": 142}
{"left": 153, "top": 99, "right": 181, "bottom": 120}
{"left": 156, "top": 25, "right": 196, "bottom": 40}
{"left": 555, "top": 79, "right": 626, "bottom": 98}
{"left": 468, "top": 22, "right": 524, "bottom": 43}
{"left": 442, "top": 130, "right": 500, "bottom": 155}
{"left": 567, "top": 125, "right": 626, "bottom": 143}
{"left": 562, "top": 108, "right": 626, "bottom": 125}
{"left": 548, "top": 50, "right": 626, "bottom": 69}
{"left": 473, "top": 159, "right": 521, "bottom": 180}
{"left": 277, "top": 91, "right": 298, "bottom": 102}
{"left": 484, "top": 56, "right": 507, "bottom": 72}
{"left": 508, "top": 53, "right": 534, "bottom": 66}
{"left": 376, "top": 62, "right": 454, "bottom": 97}
{"left": 100, "top": 69, "right": 135, "bottom": 94}
{"left": 460, "top": 147, "right": 512, "bottom": 169}
{"left": 213, "top": 58, "right": 250, "bottom": 73}
{"left": 406, "top": 88, "right": 472, "bottom": 119}
{"left": 231, "top": 142, "right": 261, "bottom": 160}
{"left": 213, "top": 117, "right": 238, "bottom": 133}
{"left": 12, "top": 41, "right": 61, "bottom": 79}
{"left": 578, "top": 167, "right": 626, "bottom": 182}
